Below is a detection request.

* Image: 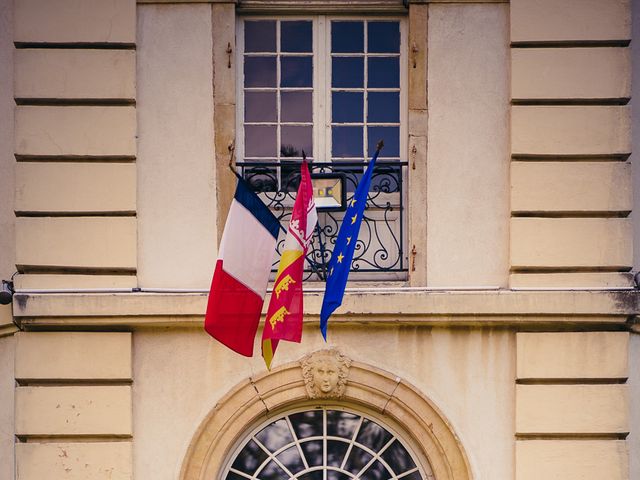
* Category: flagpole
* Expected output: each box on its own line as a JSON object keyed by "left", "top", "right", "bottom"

{"left": 374, "top": 139, "right": 384, "bottom": 157}
{"left": 227, "top": 140, "right": 244, "bottom": 182}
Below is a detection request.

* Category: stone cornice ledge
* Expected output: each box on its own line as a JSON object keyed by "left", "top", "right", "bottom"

{"left": 12, "top": 289, "right": 640, "bottom": 329}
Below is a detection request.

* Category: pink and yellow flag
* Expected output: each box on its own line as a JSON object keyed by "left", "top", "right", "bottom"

{"left": 262, "top": 161, "right": 318, "bottom": 369}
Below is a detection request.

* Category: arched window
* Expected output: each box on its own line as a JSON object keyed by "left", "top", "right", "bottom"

{"left": 180, "top": 356, "right": 471, "bottom": 480}
{"left": 224, "top": 407, "right": 432, "bottom": 480}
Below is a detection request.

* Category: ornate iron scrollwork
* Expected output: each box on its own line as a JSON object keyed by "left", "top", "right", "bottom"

{"left": 239, "top": 161, "right": 408, "bottom": 280}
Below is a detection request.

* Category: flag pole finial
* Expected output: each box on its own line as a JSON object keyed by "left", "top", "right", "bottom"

{"left": 228, "top": 140, "right": 236, "bottom": 170}
{"left": 227, "top": 140, "right": 243, "bottom": 181}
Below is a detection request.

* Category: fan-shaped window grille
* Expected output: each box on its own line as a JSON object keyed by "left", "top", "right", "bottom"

{"left": 224, "top": 408, "right": 430, "bottom": 480}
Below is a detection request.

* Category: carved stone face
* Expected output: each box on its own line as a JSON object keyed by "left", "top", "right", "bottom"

{"left": 313, "top": 358, "right": 339, "bottom": 393}
{"left": 301, "top": 349, "right": 352, "bottom": 399}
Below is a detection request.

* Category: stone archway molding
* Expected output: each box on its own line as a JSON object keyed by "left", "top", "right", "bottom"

{"left": 180, "top": 350, "right": 473, "bottom": 480}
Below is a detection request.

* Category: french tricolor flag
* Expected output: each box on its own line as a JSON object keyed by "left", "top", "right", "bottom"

{"left": 205, "top": 177, "right": 280, "bottom": 357}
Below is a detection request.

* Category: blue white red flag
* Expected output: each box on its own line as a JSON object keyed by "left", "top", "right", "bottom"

{"left": 205, "top": 178, "right": 280, "bottom": 356}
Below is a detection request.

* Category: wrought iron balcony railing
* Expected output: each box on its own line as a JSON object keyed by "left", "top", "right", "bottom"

{"left": 238, "top": 161, "right": 408, "bottom": 281}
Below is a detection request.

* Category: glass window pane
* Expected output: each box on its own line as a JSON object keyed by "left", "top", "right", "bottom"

{"left": 281, "top": 56, "right": 313, "bottom": 88}
{"left": 258, "top": 460, "right": 288, "bottom": 480}
{"left": 332, "top": 92, "right": 363, "bottom": 124}
{"left": 276, "top": 446, "right": 306, "bottom": 474}
{"left": 333, "top": 126, "right": 363, "bottom": 158}
{"left": 368, "top": 22, "right": 400, "bottom": 53}
{"left": 226, "top": 472, "right": 248, "bottom": 480}
{"left": 245, "top": 21, "right": 276, "bottom": 53}
{"left": 245, "top": 57, "right": 277, "bottom": 88}
{"left": 245, "top": 125, "right": 277, "bottom": 157}
{"left": 327, "top": 440, "right": 349, "bottom": 467}
{"left": 290, "top": 411, "right": 323, "bottom": 439}
{"left": 232, "top": 440, "right": 268, "bottom": 474}
{"left": 327, "top": 472, "right": 352, "bottom": 480}
{"left": 332, "top": 21, "right": 364, "bottom": 53}
{"left": 356, "top": 419, "right": 393, "bottom": 452}
{"left": 367, "top": 57, "right": 399, "bottom": 88}
{"left": 367, "top": 92, "right": 399, "bottom": 123}
{"left": 327, "top": 410, "right": 360, "bottom": 439}
{"left": 344, "top": 446, "right": 373, "bottom": 475}
{"left": 332, "top": 57, "right": 364, "bottom": 88}
{"left": 282, "top": 21, "right": 312, "bottom": 53}
{"left": 281, "top": 91, "right": 312, "bottom": 123}
{"left": 255, "top": 419, "right": 294, "bottom": 452}
{"left": 299, "top": 472, "right": 324, "bottom": 480}
{"left": 368, "top": 127, "right": 399, "bottom": 157}
{"left": 245, "top": 91, "right": 277, "bottom": 123}
{"left": 399, "top": 472, "right": 422, "bottom": 480}
{"left": 281, "top": 126, "right": 312, "bottom": 158}
{"left": 361, "top": 460, "right": 390, "bottom": 480}
{"left": 381, "top": 440, "right": 416, "bottom": 475}
{"left": 300, "top": 440, "right": 324, "bottom": 467}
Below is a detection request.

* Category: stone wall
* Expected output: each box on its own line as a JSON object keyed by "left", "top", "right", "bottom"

{"left": 0, "top": 1, "right": 637, "bottom": 480}
{"left": 509, "top": 0, "right": 633, "bottom": 289}
{"left": 12, "top": 0, "right": 137, "bottom": 290}
{"left": 14, "top": 333, "right": 133, "bottom": 480}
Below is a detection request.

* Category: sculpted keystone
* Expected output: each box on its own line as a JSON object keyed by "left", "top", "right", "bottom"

{"left": 301, "top": 349, "right": 352, "bottom": 399}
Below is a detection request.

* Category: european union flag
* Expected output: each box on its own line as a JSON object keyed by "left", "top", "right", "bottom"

{"left": 320, "top": 142, "right": 383, "bottom": 339}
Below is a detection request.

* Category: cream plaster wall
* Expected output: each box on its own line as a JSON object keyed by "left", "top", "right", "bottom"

{"left": 426, "top": 4, "right": 510, "bottom": 288}
{"left": 133, "top": 326, "right": 514, "bottom": 480}
{"left": 631, "top": 0, "right": 640, "bottom": 471}
{"left": 0, "top": 0, "right": 15, "bottom": 330}
{"left": 137, "top": 4, "right": 216, "bottom": 289}
{"left": 633, "top": 0, "right": 640, "bottom": 271}
{"left": 0, "top": 335, "right": 15, "bottom": 480}
{"left": 630, "top": 334, "right": 640, "bottom": 480}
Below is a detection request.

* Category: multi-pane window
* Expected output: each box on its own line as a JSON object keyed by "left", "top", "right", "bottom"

{"left": 238, "top": 17, "right": 405, "bottom": 171}
{"left": 237, "top": 16, "right": 408, "bottom": 279}
{"left": 224, "top": 408, "right": 431, "bottom": 480}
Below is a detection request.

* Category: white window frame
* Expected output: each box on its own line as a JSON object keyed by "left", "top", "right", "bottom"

{"left": 235, "top": 15, "right": 408, "bottom": 165}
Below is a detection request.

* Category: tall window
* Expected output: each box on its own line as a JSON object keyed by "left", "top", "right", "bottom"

{"left": 237, "top": 17, "right": 405, "bottom": 171}
{"left": 237, "top": 16, "right": 408, "bottom": 279}
{"left": 223, "top": 407, "right": 432, "bottom": 480}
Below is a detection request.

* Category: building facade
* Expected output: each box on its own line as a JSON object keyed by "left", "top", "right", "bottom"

{"left": 0, "top": 0, "right": 639, "bottom": 479}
